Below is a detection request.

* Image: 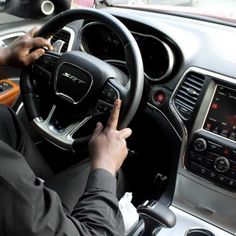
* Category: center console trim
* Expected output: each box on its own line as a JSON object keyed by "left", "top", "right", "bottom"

{"left": 156, "top": 206, "right": 234, "bottom": 236}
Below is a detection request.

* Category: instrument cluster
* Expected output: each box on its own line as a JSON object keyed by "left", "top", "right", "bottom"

{"left": 79, "top": 22, "right": 175, "bottom": 81}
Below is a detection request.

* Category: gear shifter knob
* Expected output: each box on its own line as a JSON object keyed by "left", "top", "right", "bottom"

{"left": 137, "top": 200, "right": 176, "bottom": 236}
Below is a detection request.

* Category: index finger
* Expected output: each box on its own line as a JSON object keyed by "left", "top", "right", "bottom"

{"left": 106, "top": 99, "right": 121, "bottom": 130}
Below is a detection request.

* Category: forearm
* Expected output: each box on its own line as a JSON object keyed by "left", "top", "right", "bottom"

{"left": 72, "top": 169, "right": 125, "bottom": 236}
{"left": 0, "top": 144, "right": 124, "bottom": 236}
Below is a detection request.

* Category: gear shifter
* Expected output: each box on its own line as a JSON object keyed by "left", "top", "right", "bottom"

{"left": 137, "top": 200, "right": 176, "bottom": 236}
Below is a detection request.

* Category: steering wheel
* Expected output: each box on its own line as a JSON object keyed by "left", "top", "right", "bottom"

{"left": 20, "top": 8, "right": 144, "bottom": 151}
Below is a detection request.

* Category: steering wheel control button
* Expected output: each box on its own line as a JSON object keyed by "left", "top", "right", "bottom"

{"left": 101, "top": 83, "right": 119, "bottom": 104}
{"left": 37, "top": 54, "right": 58, "bottom": 71}
{"left": 194, "top": 138, "right": 207, "bottom": 152}
{"left": 214, "top": 156, "right": 230, "bottom": 173}
{"left": 33, "top": 65, "right": 51, "bottom": 83}
{"left": 55, "top": 63, "right": 93, "bottom": 104}
{"left": 95, "top": 100, "right": 113, "bottom": 113}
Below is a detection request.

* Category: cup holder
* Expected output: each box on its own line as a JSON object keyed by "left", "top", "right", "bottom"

{"left": 186, "top": 229, "right": 215, "bottom": 236}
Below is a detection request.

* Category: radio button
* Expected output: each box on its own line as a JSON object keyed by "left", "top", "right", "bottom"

{"left": 207, "top": 141, "right": 223, "bottom": 152}
{"left": 191, "top": 162, "right": 207, "bottom": 176}
{"left": 226, "top": 178, "right": 236, "bottom": 188}
{"left": 208, "top": 171, "right": 217, "bottom": 179}
{"left": 216, "top": 175, "right": 228, "bottom": 184}
{"left": 206, "top": 152, "right": 218, "bottom": 159}
{"left": 204, "top": 158, "right": 214, "bottom": 169}
{"left": 214, "top": 156, "right": 230, "bottom": 173}
{"left": 189, "top": 152, "right": 204, "bottom": 164}
{"left": 227, "top": 170, "right": 236, "bottom": 179}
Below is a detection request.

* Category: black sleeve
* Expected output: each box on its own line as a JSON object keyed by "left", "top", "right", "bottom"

{"left": 71, "top": 169, "right": 125, "bottom": 235}
{"left": 0, "top": 141, "right": 125, "bottom": 236}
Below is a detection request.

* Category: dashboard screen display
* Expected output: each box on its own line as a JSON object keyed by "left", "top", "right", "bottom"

{"left": 204, "top": 85, "right": 236, "bottom": 141}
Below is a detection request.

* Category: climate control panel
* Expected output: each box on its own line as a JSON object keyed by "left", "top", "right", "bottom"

{"left": 186, "top": 135, "right": 236, "bottom": 191}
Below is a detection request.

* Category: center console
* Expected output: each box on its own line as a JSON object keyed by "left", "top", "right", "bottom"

{"left": 168, "top": 68, "right": 236, "bottom": 236}
{"left": 186, "top": 84, "right": 236, "bottom": 191}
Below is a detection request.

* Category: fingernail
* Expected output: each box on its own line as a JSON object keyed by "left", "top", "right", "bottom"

{"left": 115, "top": 99, "right": 121, "bottom": 105}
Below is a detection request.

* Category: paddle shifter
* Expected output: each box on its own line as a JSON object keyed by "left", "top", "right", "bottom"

{"left": 137, "top": 200, "right": 176, "bottom": 236}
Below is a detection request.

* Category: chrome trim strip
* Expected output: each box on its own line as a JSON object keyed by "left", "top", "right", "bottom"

{"left": 169, "top": 68, "right": 189, "bottom": 168}
{"left": 0, "top": 32, "right": 25, "bottom": 42}
{"left": 131, "top": 31, "right": 174, "bottom": 82}
{"left": 63, "top": 26, "right": 75, "bottom": 52}
{"left": 79, "top": 21, "right": 98, "bottom": 52}
{"left": 15, "top": 102, "right": 24, "bottom": 115}
{"left": 41, "top": 0, "right": 55, "bottom": 16}
{"left": 105, "top": 59, "right": 127, "bottom": 66}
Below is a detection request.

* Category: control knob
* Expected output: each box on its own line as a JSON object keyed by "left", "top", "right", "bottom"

{"left": 194, "top": 138, "right": 207, "bottom": 152}
{"left": 214, "top": 156, "right": 230, "bottom": 173}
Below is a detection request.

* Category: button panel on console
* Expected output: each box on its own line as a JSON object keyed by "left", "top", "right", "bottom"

{"left": 187, "top": 135, "right": 236, "bottom": 191}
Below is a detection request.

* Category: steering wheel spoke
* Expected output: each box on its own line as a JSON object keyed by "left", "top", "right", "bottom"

{"left": 32, "top": 51, "right": 61, "bottom": 85}
{"left": 35, "top": 51, "right": 61, "bottom": 72}
{"left": 33, "top": 104, "right": 93, "bottom": 149}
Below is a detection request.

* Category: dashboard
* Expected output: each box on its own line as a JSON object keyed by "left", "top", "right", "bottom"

{"left": 2, "top": 6, "right": 236, "bottom": 236}
{"left": 70, "top": 7, "right": 236, "bottom": 236}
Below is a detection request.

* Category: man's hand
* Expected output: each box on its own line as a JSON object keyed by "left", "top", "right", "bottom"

{"left": 0, "top": 26, "right": 53, "bottom": 67}
{"left": 89, "top": 99, "right": 132, "bottom": 176}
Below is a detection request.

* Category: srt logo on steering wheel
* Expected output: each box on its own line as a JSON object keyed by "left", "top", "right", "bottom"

{"left": 62, "top": 72, "right": 86, "bottom": 84}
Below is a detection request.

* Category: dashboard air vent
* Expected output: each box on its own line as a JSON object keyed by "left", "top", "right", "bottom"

{"left": 51, "top": 29, "right": 71, "bottom": 52}
{"left": 174, "top": 72, "right": 205, "bottom": 120}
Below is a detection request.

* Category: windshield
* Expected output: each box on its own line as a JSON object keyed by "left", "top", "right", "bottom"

{"left": 89, "top": 0, "right": 236, "bottom": 25}
{"left": 1, "top": 0, "right": 236, "bottom": 26}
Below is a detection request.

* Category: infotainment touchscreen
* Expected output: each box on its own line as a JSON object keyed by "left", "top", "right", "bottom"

{"left": 203, "top": 85, "right": 236, "bottom": 141}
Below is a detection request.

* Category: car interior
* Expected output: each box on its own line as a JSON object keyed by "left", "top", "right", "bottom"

{"left": 1, "top": 0, "right": 236, "bottom": 235}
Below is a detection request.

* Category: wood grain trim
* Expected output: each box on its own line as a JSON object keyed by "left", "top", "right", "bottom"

{"left": 0, "top": 79, "right": 20, "bottom": 106}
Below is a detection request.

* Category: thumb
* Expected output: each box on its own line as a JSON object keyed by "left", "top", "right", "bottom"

{"left": 92, "top": 122, "right": 104, "bottom": 136}
{"left": 22, "top": 48, "right": 45, "bottom": 66}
